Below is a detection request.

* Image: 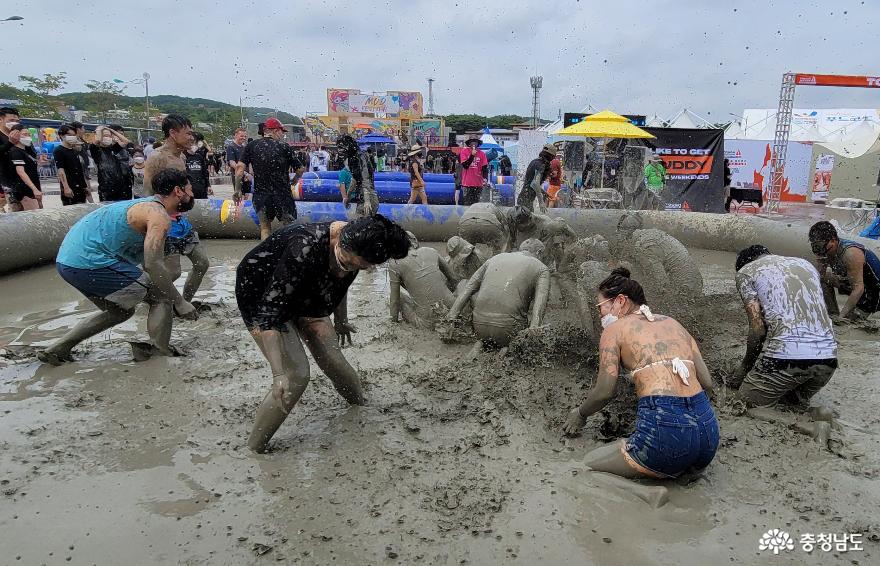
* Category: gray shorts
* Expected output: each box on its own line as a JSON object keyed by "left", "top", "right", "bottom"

{"left": 740, "top": 356, "right": 837, "bottom": 408}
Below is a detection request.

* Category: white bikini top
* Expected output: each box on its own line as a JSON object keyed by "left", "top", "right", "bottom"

{"left": 626, "top": 304, "right": 693, "bottom": 386}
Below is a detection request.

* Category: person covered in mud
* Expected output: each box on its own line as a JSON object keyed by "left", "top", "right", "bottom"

{"left": 389, "top": 232, "right": 459, "bottom": 329}
{"left": 446, "top": 236, "right": 488, "bottom": 281}
{"left": 446, "top": 239, "right": 551, "bottom": 352}
{"left": 612, "top": 212, "right": 703, "bottom": 296}
{"left": 562, "top": 268, "right": 718, "bottom": 479}
{"left": 38, "top": 169, "right": 199, "bottom": 365}
{"left": 731, "top": 245, "right": 838, "bottom": 411}
{"left": 514, "top": 212, "right": 578, "bottom": 270}
{"left": 336, "top": 134, "right": 378, "bottom": 217}
{"left": 235, "top": 214, "right": 411, "bottom": 453}
{"left": 233, "top": 117, "right": 305, "bottom": 240}
{"left": 809, "top": 221, "right": 880, "bottom": 320}
{"left": 458, "top": 202, "right": 526, "bottom": 256}
{"left": 518, "top": 144, "right": 556, "bottom": 212}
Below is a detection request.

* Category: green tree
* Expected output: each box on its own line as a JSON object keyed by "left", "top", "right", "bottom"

{"left": 18, "top": 72, "right": 67, "bottom": 97}
{"left": 85, "top": 80, "right": 124, "bottom": 123}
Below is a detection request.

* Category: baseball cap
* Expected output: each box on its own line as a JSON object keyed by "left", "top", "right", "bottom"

{"left": 263, "top": 117, "right": 288, "bottom": 132}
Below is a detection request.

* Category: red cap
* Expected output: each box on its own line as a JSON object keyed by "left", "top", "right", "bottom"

{"left": 263, "top": 117, "right": 288, "bottom": 132}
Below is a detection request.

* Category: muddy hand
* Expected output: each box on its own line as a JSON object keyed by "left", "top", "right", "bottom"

{"left": 335, "top": 321, "right": 356, "bottom": 347}
{"left": 562, "top": 408, "right": 586, "bottom": 436}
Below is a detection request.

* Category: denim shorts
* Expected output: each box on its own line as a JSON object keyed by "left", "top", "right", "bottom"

{"left": 57, "top": 261, "right": 150, "bottom": 311}
{"left": 625, "top": 391, "right": 719, "bottom": 478}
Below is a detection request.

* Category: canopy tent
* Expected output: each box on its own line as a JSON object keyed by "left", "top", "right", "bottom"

{"left": 478, "top": 126, "right": 504, "bottom": 152}
{"left": 732, "top": 108, "right": 880, "bottom": 158}
{"left": 557, "top": 110, "right": 655, "bottom": 188}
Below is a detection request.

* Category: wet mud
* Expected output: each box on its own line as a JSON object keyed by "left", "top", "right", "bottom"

{"left": 0, "top": 242, "right": 878, "bottom": 564}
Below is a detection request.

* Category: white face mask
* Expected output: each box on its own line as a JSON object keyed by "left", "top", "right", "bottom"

{"left": 19, "top": 136, "right": 33, "bottom": 146}
{"left": 134, "top": 157, "right": 145, "bottom": 164}
{"left": 63, "top": 135, "right": 80, "bottom": 145}
{"left": 5, "top": 121, "right": 19, "bottom": 129}
{"left": 101, "top": 136, "right": 113, "bottom": 147}
{"left": 197, "top": 141, "right": 204, "bottom": 148}
{"left": 598, "top": 297, "right": 621, "bottom": 329}
{"left": 190, "top": 145, "right": 199, "bottom": 153}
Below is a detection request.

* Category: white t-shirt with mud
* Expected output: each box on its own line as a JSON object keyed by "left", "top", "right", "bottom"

{"left": 736, "top": 254, "right": 837, "bottom": 360}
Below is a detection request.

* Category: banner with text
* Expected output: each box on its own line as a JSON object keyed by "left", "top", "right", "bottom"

{"left": 725, "top": 139, "right": 812, "bottom": 202}
{"left": 640, "top": 128, "right": 725, "bottom": 212}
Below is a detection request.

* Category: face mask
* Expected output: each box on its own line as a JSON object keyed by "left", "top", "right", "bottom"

{"left": 101, "top": 137, "right": 113, "bottom": 147}
{"left": 598, "top": 297, "right": 621, "bottom": 329}
{"left": 5, "top": 121, "right": 19, "bottom": 129}
{"left": 190, "top": 145, "right": 199, "bottom": 153}
{"left": 197, "top": 141, "right": 204, "bottom": 148}
{"left": 19, "top": 136, "right": 33, "bottom": 146}
{"left": 63, "top": 135, "right": 79, "bottom": 145}
{"left": 133, "top": 157, "right": 145, "bottom": 164}
{"left": 177, "top": 195, "right": 195, "bottom": 212}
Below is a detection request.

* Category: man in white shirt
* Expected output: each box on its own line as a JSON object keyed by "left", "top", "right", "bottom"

{"left": 309, "top": 145, "right": 330, "bottom": 172}
{"left": 732, "top": 245, "right": 837, "bottom": 408}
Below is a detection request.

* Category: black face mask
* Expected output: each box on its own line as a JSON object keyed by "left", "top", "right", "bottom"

{"left": 177, "top": 195, "right": 195, "bottom": 213}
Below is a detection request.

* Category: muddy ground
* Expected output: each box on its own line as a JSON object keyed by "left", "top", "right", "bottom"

{"left": 0, "top": 242, "right": 878, "bottom": 565}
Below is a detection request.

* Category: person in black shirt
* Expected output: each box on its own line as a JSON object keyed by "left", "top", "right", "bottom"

{"left": 70, "top": 121, "right": 93, "bottom": 184}
{"left": 234, "top": 117, "right": 305, "bottom": 240}
{"left": 184, "top": 132, "right": 212, "bottom": 199}
{"left": 90, "top": 124, "right": 134, "bottom": 201}
{"left": 0, "top": 107, "right": 22, "bottom": 208}
{"left": 236, "top": 215, "right": 411, "bottom": 452}
{"left": 6, "top": 124, "right": 43, "bottom": 210}
{"left": 519, "top": 144, "right": 555, "bottom": 212}
{"left": 54, "top": 125, "right": 92, "bottom": 205}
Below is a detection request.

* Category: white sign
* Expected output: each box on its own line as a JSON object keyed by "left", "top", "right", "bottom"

{"left": 811, "top": 153, "right": 835, "bottom": 202}
{"left": 724, "top": 140, "right": 813, "bottom": 202}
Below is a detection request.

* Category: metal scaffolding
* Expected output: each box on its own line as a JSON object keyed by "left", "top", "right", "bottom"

{"left": 765, "top": 72, "right": 796, "bottom": 213}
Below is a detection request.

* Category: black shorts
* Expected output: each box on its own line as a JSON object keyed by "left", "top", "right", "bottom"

{"left": 61, "top": 189, "right": 89, "bottom": 206}
{"left": 253, "top": 192, "right": 297, "bottom": 223}
{"left": 6, "top": 185, "right": 35, "bottom": 203}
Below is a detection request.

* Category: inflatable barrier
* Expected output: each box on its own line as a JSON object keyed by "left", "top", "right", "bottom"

{"left": 5, "top": 201, "right": 880, "bottom": 274}
{"left": 304, "top": 171, "right": 455, "bottom": 184}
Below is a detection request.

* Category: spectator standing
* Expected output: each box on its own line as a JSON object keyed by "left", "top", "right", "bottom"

{"left": 7, "top": 124, "right": 43, "bottom": 210}
{"left": 53, "top": 124, "right": 92, "bottom": 205}
{"left": 644, "top": 155, "right": 667, "bottom": 197}
{"left": 336, "top": 134, "right": 378, "bottom": 217}
{"left": 407, "top": 144, "right": 428, "bottom": 205}
{"left": 226, "top": 127, "right": 250, "bottom": 197}
{"left": 547, "top": 152, "right": 563, "bottom": 209}
{"left": 143, "top": 137, "right": 156, "bottom": 159}
{"left": 184, "top": 132, "right": 212, "bottom": 199}
{"left": 234, "top": 117, "right": 305, "bottom": 240}
{"left": 90, "top": 124, "right": 134, "bottom": 201}
{"left": 453, "top": 157, "right": 463, "bottom": 206}
{"left": 0, "top": 107, "right": 23, "bottom": 210}
{"left": 143, "top": 114, "right": 193, "bottom": 195}
{"left": 499, "top": 154, "right": 512, "bottom": 176}
{"left": 459, "top": 136, "right": 488, "bottom": 205}
{"left": 519, "top": 144, "right": 555, "bottom": 212}
{"left": 310, "top": 145, "right": 330, "bottom": 172}
{"left": 131, "top": 150, "right": 147, "bottom": 197}
{"left": 70, "top": 121, "right": 93, "bottom": 185}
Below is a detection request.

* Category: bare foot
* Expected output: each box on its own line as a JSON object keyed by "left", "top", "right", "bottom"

{"left": 36, "top": 349, "right": 75, "bottom": 366}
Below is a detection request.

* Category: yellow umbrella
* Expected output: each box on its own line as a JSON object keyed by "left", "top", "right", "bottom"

{"left": 557, "top": 110, "right": 655, "bottom": 188}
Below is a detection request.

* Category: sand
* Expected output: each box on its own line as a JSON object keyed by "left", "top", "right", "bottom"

{"left": 0, "top": 242, "right": 878, "bottom": 565}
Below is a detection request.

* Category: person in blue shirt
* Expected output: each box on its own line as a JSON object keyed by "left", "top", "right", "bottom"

{"left": 337, "top": 165, "right": 353, "bottom": 207}
{"left": 38, "top": 169, "right": 198, "bottom": 365}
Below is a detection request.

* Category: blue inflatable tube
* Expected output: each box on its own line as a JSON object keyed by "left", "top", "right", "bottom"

{"left": 304, "top": 171, "right": 455, "bottom": 184}
{"left": 297, "top": 180, "right": 514, "bottom": 206}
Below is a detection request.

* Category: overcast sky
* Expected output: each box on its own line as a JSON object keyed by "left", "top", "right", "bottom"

{"left": 3, "top": 1, "right": 878, "bottom": 121}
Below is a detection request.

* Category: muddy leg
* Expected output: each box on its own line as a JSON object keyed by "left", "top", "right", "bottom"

{"left": 39, "top": 304, "right": 135, "bottom": 364}
{"left": 182, "top": 243, "right": 209, "bottom": 302}
{"left": 583, "top": 441, "right": 645, "bottom": 479}
{"left": 248, "top": 325, "right": 311, "bottom": 453}
{"left": 590, "top": 471, "right": 669, "bottom": 508}
{"left": 299, "top": 317, "right": 365, "bottom": 405}
{"left": 747, "top": 406, "right": 831, "bottom": 446}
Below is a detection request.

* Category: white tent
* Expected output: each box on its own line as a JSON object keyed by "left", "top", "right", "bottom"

{"left": 646, "top": 114, "right": 665, "bottom": 127}
{"left": 724, "top": 121, "right": 745, "bottom": 139}
{"left": 665, "top": 108, "right": 714, "bottom": 129}
{"left": 738, "top": 108, "right": 880, "bottom": 158}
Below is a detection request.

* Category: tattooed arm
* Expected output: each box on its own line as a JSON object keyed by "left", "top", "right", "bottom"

{"left": 563, "top": 328, "right": 620, "bottom": 435}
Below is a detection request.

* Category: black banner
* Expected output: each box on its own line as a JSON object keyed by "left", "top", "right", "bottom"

{"left": 564, "top": 112, "right": 647, "bottom": 127}
{"left": 639, "top": 128, "right": 726, "bottom": 213}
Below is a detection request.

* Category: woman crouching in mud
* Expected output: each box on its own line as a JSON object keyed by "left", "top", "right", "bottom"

{"left": 236, "top": 215, "right": 411, "bottom": 453}
{"left": 562, "top": 268, "right": 720, "bottom": 479}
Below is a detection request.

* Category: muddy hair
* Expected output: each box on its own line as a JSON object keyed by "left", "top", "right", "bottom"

{"left": 340, "top": 214, "right": 411, "bottom": 265}
{"left": 152, "top": 168, "right": 190, "bottom": 196}
{"left": 598, "top": 267, "right": 646, "bottom": 305}
{"left": 808, "top": 220, "right": 838, "bottom": 244}
{"left": 162, "top": 114, "right": 192, "bottom": 137}
{"left": 735, "top": 244, "right": 770, "bottom": 272}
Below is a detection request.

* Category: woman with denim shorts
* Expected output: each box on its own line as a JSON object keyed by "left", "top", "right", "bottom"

{"left": 562, "top": 267, "right": 720, "bottom": 479}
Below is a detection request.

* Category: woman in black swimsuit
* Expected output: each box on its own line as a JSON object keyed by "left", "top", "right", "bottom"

{"left": 236, "top": 214, "right": 410, "bottom": 452}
